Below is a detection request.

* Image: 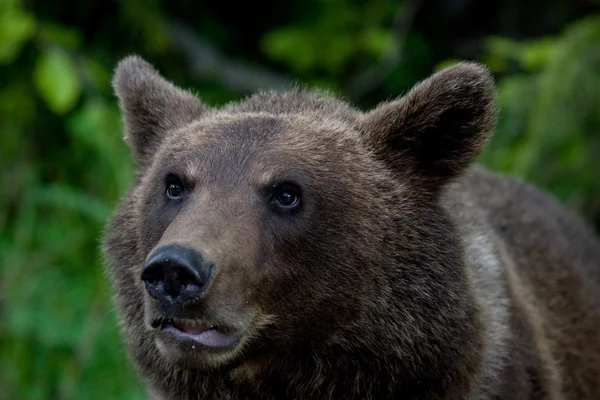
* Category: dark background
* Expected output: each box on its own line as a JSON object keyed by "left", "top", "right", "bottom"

{"left": 1, "top": 0, "right": 600, "bottom": 398}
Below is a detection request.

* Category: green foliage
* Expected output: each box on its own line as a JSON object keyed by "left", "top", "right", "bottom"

{"left": 0, "top": 2, "right": 140, "bottom": 398}
{"left": 1, "top": 1, "right": 599, "bottom": 399}
{"left": 479, "top": 15, "right": 600, "bottom": 221}
{"left": 0, "top": 7, "right": 36, "bottom": 64}
{"left": 34, "top": 49, "right": 81, "bottom": 114}
{"left": 262, "top": 1, "right": 397, "bottom": 77}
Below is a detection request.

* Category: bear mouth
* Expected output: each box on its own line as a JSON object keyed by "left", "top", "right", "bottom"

{"left": 152, "top": 317, "right": 240, "bottom": 349}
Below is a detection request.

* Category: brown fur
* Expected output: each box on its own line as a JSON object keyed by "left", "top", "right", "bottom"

{"left": 103, "top": 55, "right": 600, "bottom": 399}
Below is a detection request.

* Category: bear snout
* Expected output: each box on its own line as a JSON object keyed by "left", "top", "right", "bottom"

{"left": 141, "top": 244, "right": 215, "bottom": 305}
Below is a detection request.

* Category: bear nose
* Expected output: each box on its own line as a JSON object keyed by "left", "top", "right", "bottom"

{"left": 141, "top": 245, "right": 214, "bottom": 304}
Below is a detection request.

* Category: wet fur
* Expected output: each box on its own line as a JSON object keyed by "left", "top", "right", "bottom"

{"left": 103, "top": 56, "right": 600, "bottom": 399}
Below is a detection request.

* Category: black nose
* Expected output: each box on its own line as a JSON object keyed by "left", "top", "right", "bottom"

{"left": 141, "top": 245, "right": 214, "bottom": 304}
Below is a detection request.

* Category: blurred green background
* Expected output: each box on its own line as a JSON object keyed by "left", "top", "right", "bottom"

{"left": 1, "top": 0, "right": 600, "bottom": 398}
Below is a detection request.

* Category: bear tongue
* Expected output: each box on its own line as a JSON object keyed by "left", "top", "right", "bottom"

{"left": 171, "top": 321, "right": 238, "bottom": 347}
{"left": 192, "top": 329, "right": 239, "bottom": 347}
{"left": 173, "top": 322, "right": 211, "bottom": 335}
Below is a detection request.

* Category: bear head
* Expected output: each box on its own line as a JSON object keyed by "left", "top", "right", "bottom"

{"left": 103, "top": 55, "right": 497, "bottom": 397}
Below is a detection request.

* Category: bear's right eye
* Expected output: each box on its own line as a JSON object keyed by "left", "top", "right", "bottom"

{"left": 165, "top": 176, "right": 184, "bottom": 200}
{"left": 271, "top": 182, "right": 301, "bottom": 210}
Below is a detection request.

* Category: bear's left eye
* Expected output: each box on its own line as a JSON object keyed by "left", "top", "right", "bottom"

{"left": 165, "top": 176, "right": 184, "bottom": 200}
{"left": 167, "top": 183, "right": 184, "bottom": 199}
{"left": 272, "top": 183, "right": 301, "bottom": 209}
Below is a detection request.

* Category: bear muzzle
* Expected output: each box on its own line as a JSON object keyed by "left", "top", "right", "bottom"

{"left": 141, "top": 245, "right": 244, "bottom": 355}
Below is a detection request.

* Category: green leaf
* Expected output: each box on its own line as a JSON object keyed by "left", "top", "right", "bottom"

{"left": 33, "top": 49, "right": 81, "bottom": 114}
{"left": 38, "top": 22, "right": 83, "bottom": 49}
{"left": 486, "top": 36, "right": 522, "bottom": 61}
{"left": 518, "top": 38, "right": 557, "bottom": 71}
{"left": 261, "top": 28, "right": 317, "bottom": 72}
{"left": 361, "top": 29, "right": 394, "bottom": 59}
{"left": 0, "top": 0, "right": 20, "bottom": 11}
{"left": 0, "top": 8, "right": 37, "bottom": 64}
{"left": 33, "top": 184, "right": 110, "bottom": 222}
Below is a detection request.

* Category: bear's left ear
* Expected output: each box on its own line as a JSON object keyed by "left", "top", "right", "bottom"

{"left": 360, "top": 62, "right": 497, "bottom": 189}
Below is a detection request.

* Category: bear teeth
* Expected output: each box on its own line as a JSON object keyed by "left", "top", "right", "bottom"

{"left": 170, "top": 318, "right": 212, "bottom": 330}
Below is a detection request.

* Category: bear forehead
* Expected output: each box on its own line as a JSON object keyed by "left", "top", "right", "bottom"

{"left": 161, "top": 111, "right": 364, "bottom": 159}
{"left": 150, "top": 112, "right": 373, "bottom": 187}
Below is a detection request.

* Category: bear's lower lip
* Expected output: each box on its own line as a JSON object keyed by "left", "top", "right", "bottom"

{"left": 161, "top": 318, "right": 240, "bottom": 348}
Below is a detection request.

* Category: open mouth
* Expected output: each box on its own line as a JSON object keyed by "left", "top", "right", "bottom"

{"left": 153, "top": 317, "right": 240, "bottom": 348}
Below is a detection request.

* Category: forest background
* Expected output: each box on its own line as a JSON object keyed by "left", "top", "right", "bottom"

{"left": 1, "top": 0, "right": 600, "bottom": 398}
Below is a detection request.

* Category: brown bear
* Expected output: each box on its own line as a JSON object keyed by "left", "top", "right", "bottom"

{"left": 102, "top": 55, "right": 600, "bottom": 400}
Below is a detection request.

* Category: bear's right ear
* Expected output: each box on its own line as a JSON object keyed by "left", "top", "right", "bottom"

{"left": 112, "top": 55, "right": 206, "bottom": 166}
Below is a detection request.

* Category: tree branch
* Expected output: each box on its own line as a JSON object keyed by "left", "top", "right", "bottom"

{"left": 169, "top": 22, "right": 292, "bottom": 94}
{"left": 346, "top": 0, "right": 424, "bottom": 99}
